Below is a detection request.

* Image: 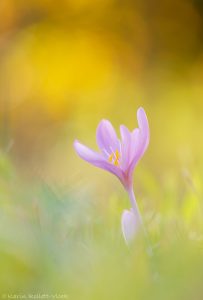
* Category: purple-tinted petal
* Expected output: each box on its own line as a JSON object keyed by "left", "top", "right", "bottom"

{"left": 121, "top": 209, "right": 139, "bottom": 244}
{"left": 128, "top": 108, "right": 150, "bottom": 175}
{"left": 96, "top": 119, "right": 120, "bottom": 155}
{"left": 120, "top": 125, "right": 131, "bottom": 142}
{"left": 129, "top": 128, "right": 140, "bottom": 162}
{"left": 74, "top": 140, "right": 103, "bottom": 163}
{"left": 137, "top": 107, "right": 150, "bottom": 153}
{"left": 74, "top": 140, "right": 124, "bottom": 180}
{"left": 120, "top": 125, "right": 131, "bottom": 170}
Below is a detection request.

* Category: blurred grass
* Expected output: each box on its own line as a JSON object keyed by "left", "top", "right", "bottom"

{"left": 0, "top": 0, "right": 203, "bottom": 298}
{"left": 1, "top": 151, "right": 203, "bottom": 299}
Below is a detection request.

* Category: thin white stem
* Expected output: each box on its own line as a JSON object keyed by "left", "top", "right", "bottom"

{"left": 127, "top": 186, "right": 144, "bottom": 227}
{"left": 127, "top": 186, "right": 153, "bottom": 255}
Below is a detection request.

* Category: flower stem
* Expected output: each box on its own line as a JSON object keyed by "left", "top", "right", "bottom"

{"left": 127, "top": 186, "right": 153, "bottom": 255}
{"left": 127, "top": 186, "right": 143, "bottom": 226}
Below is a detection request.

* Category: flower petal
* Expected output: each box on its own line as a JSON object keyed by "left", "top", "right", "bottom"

{"left": 74, "top": 140, "right": 103, "bottom": 163}
{"left": 96, "top": 119, "right": 120, "bottom": 155}
{"left": 74, "top": 140, "right": 124, "bottom": 179}
{"left": 129, "top": 128, "right": 140, "bottom": 162}
{"left": 128, "top": 108, "right": 150, "bottom": 175}
{"left": 121, "top": 209, "right": 139, "bottom": 244}
{"left": 137, "top": 107, "right": 150, "bottom": 153}
{"left": 120, "top": 125, "right": 131, "bottom": 170}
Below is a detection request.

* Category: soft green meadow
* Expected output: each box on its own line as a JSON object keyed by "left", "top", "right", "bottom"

{"left": 0, "top": 0, "right": 203, "bottom": 299}
{"left": 1, "top": 150, "right": 203, "bottom": 300}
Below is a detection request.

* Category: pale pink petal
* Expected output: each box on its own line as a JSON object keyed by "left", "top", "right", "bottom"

{"left": 96, "top": 119, "right": 120, "bottom": 155}
{"left": 121, "top": 209, "right": 139, "bottom": 244}
{"left": 74, "top": 140, "right": 124, "bottom": 180}
{"left": 74, "top": 140, "right": 103, "bottom": 163}
{"left": 129, "top": 128, "right": 140, "bottom": 163}
{"left": 128, "top": 108, "right": 150, "bottom": 175}
{"left": 120, "top": 125, "right": 131, "bottom": 170}
{"left": 137, "top": 107, "right": 150, "bottom": 153}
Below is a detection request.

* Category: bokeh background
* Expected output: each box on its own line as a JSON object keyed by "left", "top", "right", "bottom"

{"left": 0, "top": 0, "right": 203, "bottom": 299}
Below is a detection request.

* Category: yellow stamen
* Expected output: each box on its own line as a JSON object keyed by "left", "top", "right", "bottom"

{"left": 108, "top": 153, "right": 114, "bottom": 163}
{"left": 108, "top": 149, "right": 121, "bottom": 166}
{"left": 115, "top": 149, "right": 120, "bottom": 160}
{"left": 114, "top": 158, "right": 119, "bottom": 166}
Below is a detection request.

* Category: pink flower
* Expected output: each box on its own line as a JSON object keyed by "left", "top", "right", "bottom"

{"left": 74, "top": 107, "right": 150, "bottom": 243}
{"left": 121, "top": 209, "right": 139, "bottom": 244}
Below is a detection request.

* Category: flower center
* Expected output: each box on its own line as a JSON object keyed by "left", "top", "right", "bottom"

{"left": 108, "top": 149, "right": 121, "bottom": 166}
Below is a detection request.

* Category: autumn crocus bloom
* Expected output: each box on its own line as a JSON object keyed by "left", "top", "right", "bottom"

{"left": 74, "top": 107, "right": 149, "bottom": 244}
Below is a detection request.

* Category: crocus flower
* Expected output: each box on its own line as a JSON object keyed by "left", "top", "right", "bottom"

{"left": 74, "top": 107, "right": 149, "bottom": 244}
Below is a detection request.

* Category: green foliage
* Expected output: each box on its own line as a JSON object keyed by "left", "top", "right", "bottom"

{"left": 0, "top": 156, "right": 203, "bottom": 299}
